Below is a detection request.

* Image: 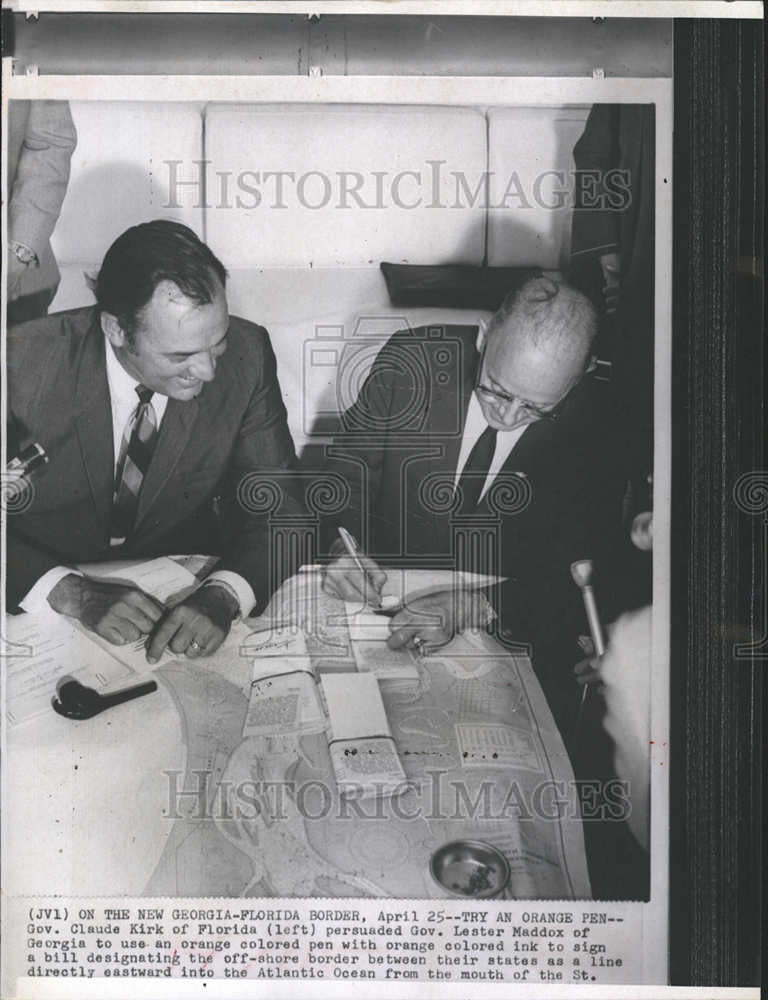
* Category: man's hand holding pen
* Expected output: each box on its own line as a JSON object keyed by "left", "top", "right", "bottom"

{"left": 322, "top": 527, "right": 389, "bottom": 607}
{"left": 47, "top": 574, "right": 237, "bottom": 662}
{"left": 322, "top": 552, "right": 388, "bottom": 607}
{"left": 323, "top": 528, "right": 495, "bottom": 654}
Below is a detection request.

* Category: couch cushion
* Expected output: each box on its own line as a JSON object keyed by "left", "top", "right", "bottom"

{"left": 486, "top": 106, "right": 590, "bottom": 268}
{"left": 204, "top": 104, "right": 487, "bottom": 269}
{"left": 50, "top": 101, "right": 205, "bottom": 267}
{"left": 225, "top": 267, "right": 490, "bottom": 455}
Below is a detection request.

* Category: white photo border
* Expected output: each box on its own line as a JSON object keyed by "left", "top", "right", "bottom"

{"left": 2, "top": 66, "right": 673, "bottom": 997}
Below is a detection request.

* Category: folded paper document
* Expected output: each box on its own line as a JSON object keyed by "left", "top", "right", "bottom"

{"left": 242, "top": 626, "right": 327, "bottom": 738}
{"left": 378, "top": 568, "right": 505, "bottom": 610}
{"left": 3, "top": 611, "right": 134, "bottom": 726}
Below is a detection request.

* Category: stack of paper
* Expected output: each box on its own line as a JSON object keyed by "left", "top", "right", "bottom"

{"left": 3, "top": 612, "right": 135, "bottom": 726}
{"left": 352, "top": 640, "right": 421, "bottom": 696}
{"left": 242, "top": 625, "right": 327, "bottom": 738}
{"left": 321, "top": 673, "right": 408, "bottom": 800}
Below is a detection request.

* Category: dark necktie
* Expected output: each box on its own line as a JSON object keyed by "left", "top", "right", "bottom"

{"left": 112, "top": 385, "right": 158, "bottom": 544}
{"left": 456, "top": 424, "right": 498, "bottom": 512}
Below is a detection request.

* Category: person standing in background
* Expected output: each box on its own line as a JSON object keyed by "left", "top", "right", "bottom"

{"left": 574, "top": 508, "right": 653, "bottom": 858}
{"left": 7, "top": 100, "right": 77, "bottom": 326}
{"left": 569, "top": 104, "right": 655, "bottom": 494}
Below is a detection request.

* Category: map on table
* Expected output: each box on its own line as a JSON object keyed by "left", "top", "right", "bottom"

{"left": 4, "top": 569, "right": 590, "bottom": 899}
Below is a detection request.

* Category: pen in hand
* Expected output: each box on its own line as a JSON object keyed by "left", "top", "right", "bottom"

{"left": 336, "top": 527, "right": 384, "bottom": 608}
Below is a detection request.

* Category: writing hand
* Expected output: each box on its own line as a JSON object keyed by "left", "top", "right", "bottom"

{"left": 48, "top": 573, "right": 164, "bottom": 646}
{"left": 322, "top": 553, "right": 387, "bottom": 606}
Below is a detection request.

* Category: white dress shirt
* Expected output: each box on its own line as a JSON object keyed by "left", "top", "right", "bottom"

{"left": 20, "top": 338, "right": 255, "bottom": 617}
{"left": 453, "top": 392, "right": 528, "bottom": 501}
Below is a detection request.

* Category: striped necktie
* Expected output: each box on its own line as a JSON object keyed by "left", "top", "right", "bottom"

{"left": 111, "top": 385, "right": 158, "bottom": 545}
{"left": 456, "top": 424, "right": 498, "bottom": 512}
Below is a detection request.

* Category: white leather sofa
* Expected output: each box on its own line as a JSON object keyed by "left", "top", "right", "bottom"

{"left": 50, "top": 101, "right": 588, "bottom": 454}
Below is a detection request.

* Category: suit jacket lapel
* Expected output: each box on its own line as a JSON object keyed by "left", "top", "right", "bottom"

{"left": 134, "top": 396, "right": 200, "bottom": 531}
{"left": 73, "top": 321, "right": 113, "bottom": 536}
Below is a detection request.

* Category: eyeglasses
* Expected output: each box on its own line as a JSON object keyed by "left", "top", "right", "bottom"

{"left": 475, "top": 381, "right": 562, "bottom": 422}
{"left": 474, "top": 342, "right": 573, "bottom": 423}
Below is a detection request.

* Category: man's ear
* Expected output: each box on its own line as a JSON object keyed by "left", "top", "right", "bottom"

{"left": 101, "top": 312, "right": 126, "bottom": 348}
{"left": 476, "top": 317, "right": 489, "bottom": 352}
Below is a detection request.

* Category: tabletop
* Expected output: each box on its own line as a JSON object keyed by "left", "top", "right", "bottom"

{"left": 3, "top": 567, "right": 590, "bottom": 900}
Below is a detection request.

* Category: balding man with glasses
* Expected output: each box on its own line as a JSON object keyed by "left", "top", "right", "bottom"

{"left": 319, "top": 276, "right": 627, "bottom": 728}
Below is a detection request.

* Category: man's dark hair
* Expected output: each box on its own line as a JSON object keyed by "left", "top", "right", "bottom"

{"left": 93, "top": 220, "right": 228, "bottom": 341}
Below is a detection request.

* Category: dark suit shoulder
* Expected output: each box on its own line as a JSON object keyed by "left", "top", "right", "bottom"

{"left": 226, "top": 314, "right": 269, "bottom": 342}
{"left": 7, "top": 307, "right": 96, "bottom": 378}
{"left": 8, "top": 305, "right": 96, "bottom": 345}
{"left": 552, "top": 372, "right": 622, "bottom": 465}
{"left": 391, "top": 323, "right": 479, "bottom": 347}
{"left": 570, "top": 370, "right": 616, "bottom": 421}
{"left": 374, "top": 323, "right": 478, "bottom": 376}
{"left": 220, "top": 314, "right": 280, "bottom": 393}
{"left": 224, "top": 314, "right": 273, "bottom": 360}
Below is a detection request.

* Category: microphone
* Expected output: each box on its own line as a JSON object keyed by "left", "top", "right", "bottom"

{"left": 570, "top": 559, "right": 606, "bottom": 657}
{"left": 570, "top": 559, "right": 606, "bottom": 718}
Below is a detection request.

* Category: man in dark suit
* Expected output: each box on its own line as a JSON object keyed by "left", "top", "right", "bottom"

{"left": 321, "top": 276, "right": 625, "bottom": 727}
{"left": 7, "top": 220, "right": 299, "bottom": 662}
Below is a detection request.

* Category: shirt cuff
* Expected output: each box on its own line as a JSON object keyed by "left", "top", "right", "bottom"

{"left": 203, "top": 571, "right": 256, "bottom": 619}
{"left": 19, "top": 566, "right": 81, "bottom": 615}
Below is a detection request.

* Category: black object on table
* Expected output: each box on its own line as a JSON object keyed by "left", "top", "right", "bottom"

{"left": 52, "top": 678, "right": 158, "bottom": 720}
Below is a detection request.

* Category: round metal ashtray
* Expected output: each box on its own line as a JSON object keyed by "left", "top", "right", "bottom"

{"left": 429, "top": 840, "right": 510, "bottom": 898}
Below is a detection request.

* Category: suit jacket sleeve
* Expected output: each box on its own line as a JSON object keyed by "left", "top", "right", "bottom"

{"left": 215, "top": 329, "right": 303, "bottom": 611}
{"left": 5, "top": 533, "right": 67, "bottom": 609}
{"left": 9, "top": 101, "right": 77, "bottom": 259}
{"left": 5, "top": 323, "right": 76, "bottom": 608}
